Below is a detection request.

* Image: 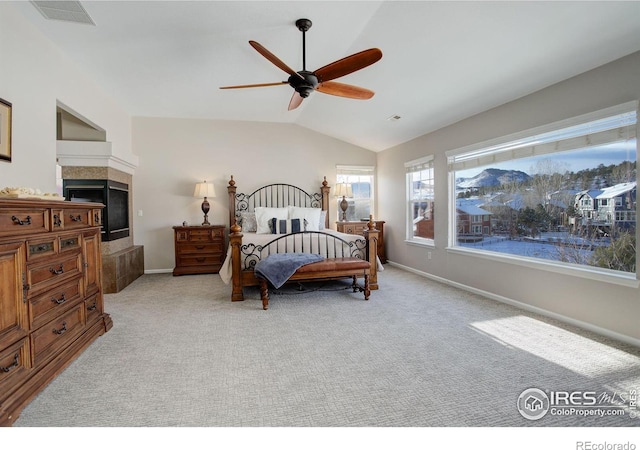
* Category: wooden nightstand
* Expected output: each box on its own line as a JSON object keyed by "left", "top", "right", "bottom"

{"left": 173, "top": 225, "right": 226, "bottom": 275}
{"left": 336, "top": 220, "right": 386, "bottom": 263}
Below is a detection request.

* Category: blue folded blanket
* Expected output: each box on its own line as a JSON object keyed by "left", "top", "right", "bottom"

{"left": 254, "top": 253, "right": 324, "bottom": 289}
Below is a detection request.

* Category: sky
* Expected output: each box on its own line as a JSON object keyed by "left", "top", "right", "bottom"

{"left": 457, "top": 141, "right": 636, "bottom": 179}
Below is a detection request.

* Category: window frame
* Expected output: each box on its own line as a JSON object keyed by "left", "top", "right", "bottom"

{"left": 405, "top": 155, "right": 436, "bottom": 247}
{"left": 445, "top": 102, "right": 639, "bottom": 286}
{"left": 336, "top": 165, "right": 375, "bottom": 222}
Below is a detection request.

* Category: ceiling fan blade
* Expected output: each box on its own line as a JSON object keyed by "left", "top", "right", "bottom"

{"left": 317, "top": 81, "right": 375, "bottom": 100}
{"left": 219, "top": 81, "right": 288, "bottom": 89}
{"left": 288, "top": 92, "right": 304, "bottom": 111}
{"left": 314, "top": 48, "right": 382, "bottom": 83}
{"left": 249, "top": 41, "right": 303, "bottom": 79}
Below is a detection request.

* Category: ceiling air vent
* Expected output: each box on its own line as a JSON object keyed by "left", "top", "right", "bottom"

{"left": 30, "top": 1, "right": 95, "bottom": 25}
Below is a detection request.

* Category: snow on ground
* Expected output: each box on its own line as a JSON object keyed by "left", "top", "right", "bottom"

{"left": 459, "top": 232, "right": 596, "bottom": 263}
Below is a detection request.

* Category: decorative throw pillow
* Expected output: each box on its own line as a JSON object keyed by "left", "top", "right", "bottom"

{"left": 270, "top": 218, "right": 302, "bottom": 234}
{"left": 255, "top": 207, "right": 288, "bottom": 234}
{"left": 240, "top": 212, "right": 257, "bottom": 233}
{"left": 288, "top": 206, "right": 321, "bottom": 232}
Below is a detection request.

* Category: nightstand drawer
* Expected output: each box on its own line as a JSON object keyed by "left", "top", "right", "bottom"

{"left": 176, "top": 254, "right": 223, "bottom": 267}
{"left": 173, "top": 225, "right": 226, "bottom": 275}
{"left": 336, "top": 220, "right": 386, "bottom": 264}
{"left": 341, "top": 223, "right": 367, "bottom": 235}
{"left": 176, "top": 242, "right": 223, "bottom": 254}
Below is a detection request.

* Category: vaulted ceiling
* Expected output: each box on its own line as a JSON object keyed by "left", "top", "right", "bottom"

{"left": 12, "top": 1, "right": 640, "bottom": 151}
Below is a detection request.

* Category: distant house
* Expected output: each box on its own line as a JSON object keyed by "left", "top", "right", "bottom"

{"left": 573, "top": 182, "right": 637, "bottom": 234}
{"left": 456, "top": 200, "right": 492, "bottom": 237}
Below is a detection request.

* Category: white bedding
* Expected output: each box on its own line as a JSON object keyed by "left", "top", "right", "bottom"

{"left": 219, "top": 229, "right": 382, "bottom": 284}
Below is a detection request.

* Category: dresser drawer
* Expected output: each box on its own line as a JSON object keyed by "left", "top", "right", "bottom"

{"left": 29, "top": 276, "right": 83, "bottom": 329}
{"left": 0, "top": 338, "right": 31, "bottom": 396}
{"left": 59, "top": 208, "right": 92, "bottom": 230}
{"left": 31, "top": 305, "right": 84, "bottom": 367}
{"left": 0, "top": 208, "right": 49, "bottom": 237}
{"left": 25, "top": 232, "right": 82, "bottom": 262}
{"left": 27, "top": 252, "right": 83, "bottom": 296}
{"left": 84, "top": 294, "right": 102, "bottom": 325}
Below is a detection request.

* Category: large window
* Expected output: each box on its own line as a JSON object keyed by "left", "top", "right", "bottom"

{"left": 447, "top": 103, "right": 637, "bottom": 276}
{"left": 336, "top": 165, "right": 375, "bottom": 221}
{"left": 406, "top": 156, "right": 435, "bottom": 244}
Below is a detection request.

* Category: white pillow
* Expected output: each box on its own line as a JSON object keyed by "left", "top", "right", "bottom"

{"left": 318, "top": 210, "right": 327, "bottom": 230}
{"left": 255, "top": 207, "right": 288, "bottom": 234}
{"left": 288, "top": 206, "right": 321, "bottom": 232}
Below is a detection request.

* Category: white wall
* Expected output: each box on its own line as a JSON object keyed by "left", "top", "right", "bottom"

{"left": 377, "top": 51, "right": 640, "bottom": 344}
{"left": 0, "top": 3, "right": 134, "bottom": 191}
{"left": 132, "top": 117, "right": 376, "bottom": 272}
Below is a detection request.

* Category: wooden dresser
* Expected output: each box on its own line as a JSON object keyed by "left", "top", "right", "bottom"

{"left": 172, "top": 225, "right": 225, "bottom": 275}
{"left": 336, "top": 220, "right": 386, "bottom": 263}
{"left": 0, "top": 198, "right": 112, "bottom": 426}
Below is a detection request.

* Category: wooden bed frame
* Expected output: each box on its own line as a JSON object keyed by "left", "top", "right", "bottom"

{"left": 226, "top": 176, "right": 379, "bottom": 302}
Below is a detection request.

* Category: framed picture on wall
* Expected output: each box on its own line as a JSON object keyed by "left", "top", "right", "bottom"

{"left": 0, "top": 98, "right": 12, "bottom": 162}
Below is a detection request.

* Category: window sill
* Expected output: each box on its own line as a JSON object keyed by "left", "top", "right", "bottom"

{"left": 446, "top": 246, "right": 639, "bottom": 288}
{"left": 405, "top": 238, "right": 435, "bottom": 249}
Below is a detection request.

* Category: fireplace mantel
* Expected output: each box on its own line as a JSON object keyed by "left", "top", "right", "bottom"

{"left": 57, "top": 141, "right": 138, "bottom": 175}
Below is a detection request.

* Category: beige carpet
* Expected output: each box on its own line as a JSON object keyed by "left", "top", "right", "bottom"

{"left": 14, "top": 266, "right": 640, "bottom": 427}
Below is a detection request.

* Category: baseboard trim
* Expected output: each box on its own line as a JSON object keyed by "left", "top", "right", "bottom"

{"left": 144, "top": 269, "right": 173, "bottom": 274}
{"left": 387, "top": 260, "right": 640, "bottom": 348}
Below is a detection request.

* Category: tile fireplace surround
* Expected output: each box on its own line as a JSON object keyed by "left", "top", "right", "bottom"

{"left": 61, "top": 166, "right": 143, "bottom": 293}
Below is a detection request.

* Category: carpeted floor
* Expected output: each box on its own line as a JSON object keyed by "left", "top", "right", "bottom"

{"left": 13, "top": 266, "right": 640, "bottom": 427}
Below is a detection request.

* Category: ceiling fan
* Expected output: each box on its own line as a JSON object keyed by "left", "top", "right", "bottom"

{"left": 220, "top": 18, "right": 382, "bottom": 111}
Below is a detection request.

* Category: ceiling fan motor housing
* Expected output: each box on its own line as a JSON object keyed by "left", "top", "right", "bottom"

{"left": 289, "top": 71, "right": 318, "bottom": 97}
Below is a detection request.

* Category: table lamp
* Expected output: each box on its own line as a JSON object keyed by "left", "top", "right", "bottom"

{"left": 334, "top": 183, "right": 353, "bottom": 222}
{"left": 194, "top": 181, "right": 216, "bottom": 225}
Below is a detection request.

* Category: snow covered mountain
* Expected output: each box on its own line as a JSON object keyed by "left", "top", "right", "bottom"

{"left": 456, "top": 168, "right": 531, "bottom": 189}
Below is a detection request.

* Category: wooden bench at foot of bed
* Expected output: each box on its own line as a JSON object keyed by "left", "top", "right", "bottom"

{"left": 258, "top": 257, "right": 371, "bottom": 310}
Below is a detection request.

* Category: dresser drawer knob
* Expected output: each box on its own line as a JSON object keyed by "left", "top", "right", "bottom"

{"left": 49, "top": 264, "right": 64, "bottom": 275}
{"left": 87, "top": 302, "right": 97, "bottom": 312}
{"left": 11, "top": 215, "right": 31, "bottom": 226}
{"left": 51, "top": 293, "right": 66, "bottom": 305}
{"left": 53, "top": 322, "right": 67, "bottom": 335}
{"left": 53, "top": 214, "right": 62, "bottom": 227}
{"left": 1, "top": 353, "right": 19, "bottom": 373}
{"left": 70, "top": 214, "right": 82, "bottom": 222}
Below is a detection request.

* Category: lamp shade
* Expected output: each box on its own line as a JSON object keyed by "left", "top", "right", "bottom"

{"left": 194, "top": 181, "right": 216, "bottom": 198}
{"left": 334, "top": 183, "right": 353, "bottom": 198}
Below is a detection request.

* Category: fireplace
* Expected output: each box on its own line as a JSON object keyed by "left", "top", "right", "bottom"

{"left": 63, "top": 179, "right": 130, "bottom": 241}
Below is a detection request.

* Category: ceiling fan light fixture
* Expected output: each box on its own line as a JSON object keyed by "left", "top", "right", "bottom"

{"left": 288, "top": 71, "right": 318, "bottom": 98}
{"left": 219, "top": 18, "right": 382, "bottom": 111}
